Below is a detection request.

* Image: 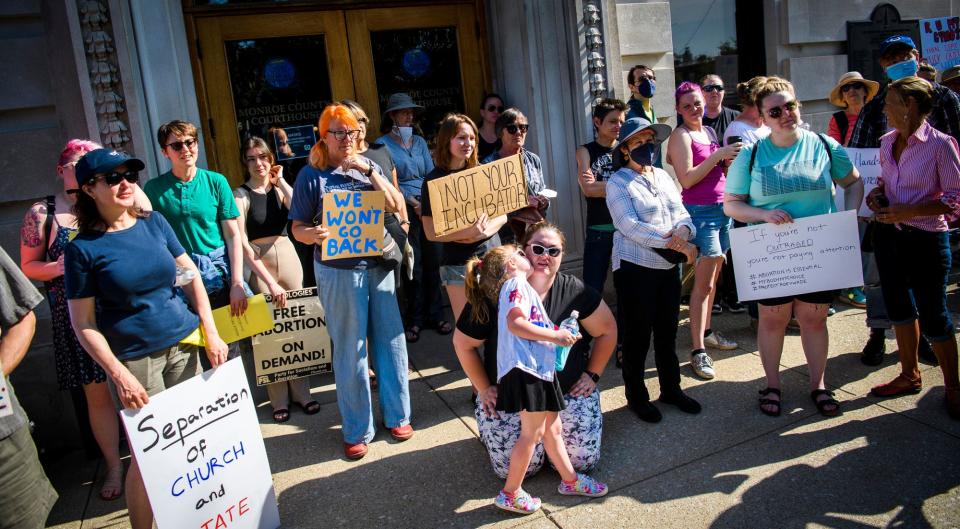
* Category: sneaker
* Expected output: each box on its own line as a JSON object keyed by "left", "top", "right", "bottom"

{"left": 827, "top": 306, "right": 837, "bottom": 317}
{"left": 690, "top": 351, "right": 715, "bottom": 379}
{"left": 494, "top": 489, "right": 541, "bottom": 514}
{"left": 704, "top": 330, "right": 737, "bottom": 350}
{"left": 558, "top": 473, "right": 608, "bottom": 497}
{"left": 723, "top": 300, "right": 747, "bottom": 313}
{"left": 712, "top": 303, "right": 723, "bottom": 315}
{"left": 838, "top": 288, "right": 867, "bottom": 308}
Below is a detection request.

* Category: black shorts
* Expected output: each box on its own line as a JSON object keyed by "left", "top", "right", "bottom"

{"left": 757, "top": 289, "right": 837, "bottom": 307}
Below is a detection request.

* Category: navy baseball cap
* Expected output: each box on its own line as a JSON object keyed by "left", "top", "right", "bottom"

{"left": 75, "top": 148, "right": 145, "bottom": 187}
{"left": 879, "top": 35, "right": 916, "bottom": 56}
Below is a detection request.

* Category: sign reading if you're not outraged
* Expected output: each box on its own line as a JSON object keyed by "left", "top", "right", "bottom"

{"left": 729, "top": 210, "right": 863, "bottom": 302}
{"left": 321, "top": 190, "right": 385, "bottom": 260}
{"left": 252, "top": 287, "right": 331, "bottom": 386}
{"left": 120, "top": 358, "right": 280, "bottom": 529}
{"left": 427, "top": 153, "right": 528, "bottom": 237}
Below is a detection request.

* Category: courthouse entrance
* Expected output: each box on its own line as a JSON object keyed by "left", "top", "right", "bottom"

{"left": 186, "top": 2, "right": 488, "bottom": 185}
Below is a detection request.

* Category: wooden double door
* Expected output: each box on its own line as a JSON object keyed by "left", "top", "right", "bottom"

{"left": 192, "top": 4, "right": 487, "bottom": 185}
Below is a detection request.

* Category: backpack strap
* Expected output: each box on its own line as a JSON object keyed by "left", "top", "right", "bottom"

{"left": 43, "top": 195, "right": 56, "bottom": 259}
{"left": 815, "top": 132, "right": 833, "bottom": 166}
{"left": 833, "top": 111, "right": 849, "bottom": 145}
{"left": 748, "top": 139, "right": 762, "bottom": 174}
{"left": 748, "top": 133, "right": 833, "bottom": 174}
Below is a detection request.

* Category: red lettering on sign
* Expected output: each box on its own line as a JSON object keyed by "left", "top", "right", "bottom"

{"left": 199, "top": 498, "right": 251, "bottom": 529}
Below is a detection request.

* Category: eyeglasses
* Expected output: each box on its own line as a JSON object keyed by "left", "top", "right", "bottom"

{"left": 528, "top": 243, "right": 561, "bottom": 257}
{"left": 841, "top": 82, "right": 865, "bottom": 93}
{"left": 327, "top": 129, "right": 361, "bottom": 141}
{"left": 165, "top": 138, "right": 198, "bottom": 152}
{"left": 703, "top": 84, "right": 725, "bottom": 93}
{"left": 94, "top": 171, "right": 139, "bottom": 186}
{"left": 505, "top": 123, "right": 529, "bottom": 135}
{"left": 765, "top": 100, "right": 800, "bottom": 119}
{"left": 486, "top": 104, "right": 504, "bottom": 113}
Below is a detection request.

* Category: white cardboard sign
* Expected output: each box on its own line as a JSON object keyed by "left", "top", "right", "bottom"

{"left": 835, "top": 147, "right": 879, "bottom": 216}
{"left": 730, "top": 210, "right": 863, "bottom": 301}
{"left": 120, "top": 358, "right": 280, "bottom": 529}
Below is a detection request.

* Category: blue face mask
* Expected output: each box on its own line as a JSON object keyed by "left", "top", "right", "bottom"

{"left": 638, "top": 78, "right": 656, "bottom": 99}
{"left": 885, "top": 58, "right": 918, "bottom": 81}
{"left": 629, "top": 143, "right": 656, "bottom": 166}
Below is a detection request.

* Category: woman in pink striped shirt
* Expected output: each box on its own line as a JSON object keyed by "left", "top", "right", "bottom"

{"left": 867, "top": 76, "right": 960, "bottom": 419}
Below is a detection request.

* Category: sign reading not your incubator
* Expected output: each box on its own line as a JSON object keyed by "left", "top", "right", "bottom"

{"left": 729, "top": 210, "right": 863, "bottom": 302}
{"left": 252, "top": 287, "right": 331, "bottom": 386}
{"left": 120, "top": 358, "right": 280, "bottom": 529}
{"left": 321, "top": 190, "right": 385, "bottom": 260}
{"left": 427, "top": 153, "right": 528, "bottom": 237}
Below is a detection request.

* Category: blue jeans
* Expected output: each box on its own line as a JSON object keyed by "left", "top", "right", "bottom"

{"left": 685, "top": 203, "right": 731, "bottom": 258}
{"left": 315, "top": 263, "right": 411, "bottom": 444}
{"left": 873, "top": 224, "right": 954, "bottom": 342}
{"left": 582, "top": 228, "right": 614, "bottom": 294}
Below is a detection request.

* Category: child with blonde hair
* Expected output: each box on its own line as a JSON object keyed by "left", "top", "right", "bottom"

{"left": 465, "top": 245, "right": 608, "bottom": 514}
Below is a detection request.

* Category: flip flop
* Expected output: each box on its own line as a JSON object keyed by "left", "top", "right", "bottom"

{"left": 435, "top": 320, "right": 453, "bottom": 335}
{"left": 273, "top": 408, "right": 290, "bottom": 423}
{"left": 100, "top": 465, "right": 124, "bottom": 501}
{"left": 405, "top": 325, "right": 421, "bottom": 343}
{"left": 296, "top": 400, "right": 321, "bottom": 415}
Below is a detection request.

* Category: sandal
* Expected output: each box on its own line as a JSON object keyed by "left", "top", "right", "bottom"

{"left": 810, "top": 389, "right": 841, "bottom": 417}
{"left": 296, "top": 400, "right": 321, "bottom": 415}
{"left": 758, "top": 387, "right": 782, "bottom": 417}
{"left": 435, "top": 320, "right": 453, "bottom": 335}
{"left": 99, "top": 464, "right": 124, "bottom": 501}
{"left": 405, "top": 325, "right": 421, "bottom": 343}
{"left": 272, "top": 408, "right": 290, "bottom": 423}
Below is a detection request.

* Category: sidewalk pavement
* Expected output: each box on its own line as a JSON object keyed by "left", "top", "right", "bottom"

{"left": 43, "top": 301, "right": 960, "bottom": 528}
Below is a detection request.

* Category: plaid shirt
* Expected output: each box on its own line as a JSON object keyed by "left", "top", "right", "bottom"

{"left": 849, "top": 82, "right": 960, "bottom": 148}
{"left": 606, "top": 167, "right": 695, "bottom": 270}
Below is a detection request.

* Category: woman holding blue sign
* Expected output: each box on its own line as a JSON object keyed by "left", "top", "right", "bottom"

{"left": 867, "top": 76, "right": 960, "bottom": 419}
{"left": 724, "top": 77, "right": 863, "bottom": 418}
{"left": 290, "top": 104, "right": 408, "bottom": 460}
{"left": 64, "top": 148, "right": 229, "bottom": 529}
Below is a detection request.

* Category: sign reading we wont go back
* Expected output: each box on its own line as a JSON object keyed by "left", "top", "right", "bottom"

{"left": 427, "top": 153, "right": 528, "bottom": 237}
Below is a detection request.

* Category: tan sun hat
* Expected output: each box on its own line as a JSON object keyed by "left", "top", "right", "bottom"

{"left": 942, "top": 65, "right": 960, "bottom": 84}
{"left": 829, "top": 72, "right": 880, "bottom": 108}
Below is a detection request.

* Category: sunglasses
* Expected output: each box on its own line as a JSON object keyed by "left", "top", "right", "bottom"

{"left": 765, "top": 100, "right": 799, "bottom": 119}
{"left": 94, "top": 170, "right": 140, "bottom": 186}
{"left": 528, "top": 243, "right": 561, "bottom": 257}
{"left": 165, "top": 138, "right": 198, "bottom": 152}
{"left": 327, "top": 129, "right": 361, "bottom": 141}
{"left": 486, "top": 104, "right": 504, "bottom": 113}
{"left": 841, "top": 82, "right": 865, "bottom": 93}
{"left": 505, "top": 123, "right": 529, "bottom": 135}
{"left": 702, "top": 84, "right": 725, "bottom": 93}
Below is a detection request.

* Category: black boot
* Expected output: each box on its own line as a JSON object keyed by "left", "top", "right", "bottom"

{"left": 861, "top": 328, "right": 886, "bottom": 366}
{"left": 918, "top": 336, "right": 939, "bottom": 366}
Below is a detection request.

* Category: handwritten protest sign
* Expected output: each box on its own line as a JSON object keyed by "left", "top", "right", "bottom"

{"left": 0, "top": 362, "right": 12, "bottom": 419}
{"left": 181, "top": 294, "right": 274, "bottom": 346}
{"left": 921, "top": 16, "right": 960, "bottom": 71}
{"left": 120, "top": 358, "right": 280, "bottom": 529}
{"left": 252, "top": 288, "right": 331, "bottom": 386}
{"left": 730, "top": 210, "right": 863, "bottom": 302}
{"left": 835, "top": 147, "right": 879, "bottom": 216}
{"left": 427, "top": 153, "right": 528, "bottom": 237}
{"left": 321, "top": 190, "right": 385, "bottom": 260}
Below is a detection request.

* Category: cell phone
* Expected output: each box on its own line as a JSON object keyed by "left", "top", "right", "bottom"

{"left": 727, "top": 136, "right": 742, "bottom": 146}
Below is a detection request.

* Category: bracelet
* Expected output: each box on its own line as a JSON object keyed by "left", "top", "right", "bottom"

{"left": 585, "top": 370, "right": 600, "bottom": 383}
{"left": 399, "top": 219, "right": 410, "bottom": 226}
{"left": 365, "top": 164, "right": 374, "bottom": 177}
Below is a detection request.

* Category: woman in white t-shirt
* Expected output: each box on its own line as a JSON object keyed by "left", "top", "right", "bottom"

{"left": 724, "top": 76, "right": 772, "bottom": 147}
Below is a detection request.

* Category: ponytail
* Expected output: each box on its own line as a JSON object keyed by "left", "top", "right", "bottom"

{"left": 464, "top": 256, "right": 489, "bottom": 324}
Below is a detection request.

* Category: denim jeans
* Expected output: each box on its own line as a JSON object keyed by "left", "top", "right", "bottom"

{"left": 614, "top": 261, "right": 682, "bottom": 405}
{"left": 582, "top": 228, "right": 614, "bottom": 294}
{"left": 873, "top": 224, "right": 954, "bottom": 342}
{"left": 315, "top": 262, "right": 411, "bottom": 444}
{"left": 862, "top": 221, "right": 890, "bottom": 329}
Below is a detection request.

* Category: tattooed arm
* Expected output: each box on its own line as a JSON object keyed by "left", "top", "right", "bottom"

{"left": 20, "top": 202, "right": 63, "bottom": 281}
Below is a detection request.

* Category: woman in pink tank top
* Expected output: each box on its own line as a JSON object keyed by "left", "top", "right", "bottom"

{"left": 667, "top": 82, "right": 742, "bottom": 381}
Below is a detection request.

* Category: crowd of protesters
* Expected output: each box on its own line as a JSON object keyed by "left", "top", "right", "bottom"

{"left": 3, "top": 32, "right": 960, "bottom": 527}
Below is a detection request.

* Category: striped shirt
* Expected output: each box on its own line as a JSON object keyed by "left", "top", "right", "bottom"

{"left": 606, "top": 167, "right": 696, "bottom": 270}
{"left": 879, "top": 120, "right": 960, "bottom": 232}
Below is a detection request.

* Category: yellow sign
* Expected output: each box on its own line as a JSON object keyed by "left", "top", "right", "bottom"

{"left": 320, "top": 190, "right": 386, "bottom": 260}
{"left": 426, "top": 153, "right": 528, "bottom": 237}
{"left": 252, "top": 288, "right": 331, "bottom": 386}
{"left": 180, "top": 294, "right": 274, "bottom": 346}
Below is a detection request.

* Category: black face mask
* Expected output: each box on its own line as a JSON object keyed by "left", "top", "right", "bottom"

{"left": 628, "top": 143, "right": 656, "bottom": 166}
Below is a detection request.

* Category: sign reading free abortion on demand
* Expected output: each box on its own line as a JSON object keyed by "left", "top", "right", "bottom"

{"left": 729, "top": 210, "right": 863, "bottom": 302}
{"left": 252, "top": 287, "right": 331, "bottom": 386}
{"left": 427, "top": 153, "right": 528, "bottom": 237}
{"left": 321, "top": 190, "right": 385, "bottom": 260}
{"left": 120, "top": 358, "right": 280, "bottom": 529}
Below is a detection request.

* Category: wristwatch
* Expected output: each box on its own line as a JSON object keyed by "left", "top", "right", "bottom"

{"left": 585, "top": 370, "right": 600, "bottom": 383}
{"left": 365, "top": 164, "right": 374, "bottom": 177}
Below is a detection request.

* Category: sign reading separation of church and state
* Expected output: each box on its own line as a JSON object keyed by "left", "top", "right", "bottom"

{"left": 729, "top": 210, "right": 863, "bottom": 302}
{"left": 321, "top": 190, "right": 385, "bottom": 260}
{"left": 120, "top": 358, "right": 280, "bottom": 529}
{"left": 427, "top": 153, "right": 528, "bottom": 237}
{"left": 921, "top": 16, "right": 960, "bottom": 71}
{"left": 252, "top": 288, "right": 331, "bottom": 386}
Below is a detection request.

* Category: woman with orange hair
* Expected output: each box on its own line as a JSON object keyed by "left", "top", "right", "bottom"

{"left": 290, "top": 104, "right": 407, "bottom": 460}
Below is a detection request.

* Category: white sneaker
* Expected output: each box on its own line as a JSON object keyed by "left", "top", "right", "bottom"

{"left": 691, "top": 351, "right": 715, "bottom": 380}
{"left": 704, "top": 330, "right": 738, "bottom": 350}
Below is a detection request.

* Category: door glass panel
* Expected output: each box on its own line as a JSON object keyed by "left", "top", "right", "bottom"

{"left": 370, "top": 27, "right": 464, "bottom": 140}
{"left": 225, "top": 35, "right": 331, "bottom": 174}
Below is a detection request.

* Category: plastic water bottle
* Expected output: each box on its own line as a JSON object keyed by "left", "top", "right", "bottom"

{"left": 555, "top": 310, "right": 580, "bottom": 371}
{"left": 174, "top": 265, "right": 196, "bottom": 287}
